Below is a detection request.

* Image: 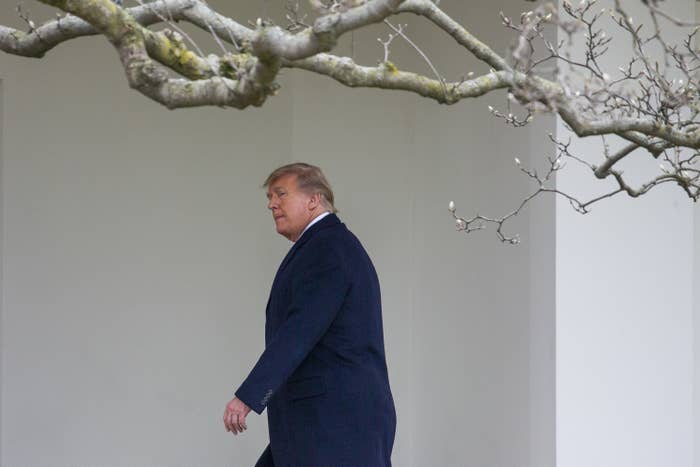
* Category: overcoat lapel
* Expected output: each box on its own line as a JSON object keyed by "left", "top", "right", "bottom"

{"left": 275, "top": 213, "right": 340, "bottom": 275}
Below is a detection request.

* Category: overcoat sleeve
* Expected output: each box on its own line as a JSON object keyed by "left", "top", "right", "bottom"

{"left": 235, "top": 249, "right": 349, "bottom": 414}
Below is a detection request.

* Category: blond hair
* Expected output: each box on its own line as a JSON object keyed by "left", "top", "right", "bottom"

{"left": 263, "top": 162, "right": 337, "bottom": 213}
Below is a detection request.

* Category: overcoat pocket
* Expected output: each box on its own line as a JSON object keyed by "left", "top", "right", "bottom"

{"left": 286, "top": 376, "right": 326, "bottom": 401}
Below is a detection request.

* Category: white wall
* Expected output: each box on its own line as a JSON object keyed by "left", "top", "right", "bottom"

{"left": 0, "top": 1, "right": 552, "bottom": 466}
{"left": 556, "top": 1, "right": 695, "bottom": 467}
{"left": 0, "top": 3, "right": 290, "bottom": 464}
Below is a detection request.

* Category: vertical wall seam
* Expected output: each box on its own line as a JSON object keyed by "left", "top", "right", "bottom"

{"left": 692, "top": 47, "right": 698, "bottom": 462}
{"left": 407, "top": 103, "right": 416, "bottom": 467}
{"left": 0, "top": 78, "right": 5, "bottom": 466}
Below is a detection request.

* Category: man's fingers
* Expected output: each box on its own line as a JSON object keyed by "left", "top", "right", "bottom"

{"left": 230, "top": 413, "right": 240, "bottom": 434}
{"left": 226, "top": 412, "right": 237, "bottom": 434}
{"left": 223, "top": 407, "right": 249, "bottom": 434}
{"left": 223, "top": 411, "right": 231, "bottom": 432}
{"left": 222, "top": 398, "right": 252, "bottom": 435}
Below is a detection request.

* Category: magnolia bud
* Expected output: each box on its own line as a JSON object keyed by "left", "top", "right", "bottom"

{"left": 448, "top": 201, "right": 456, "bottom": 212}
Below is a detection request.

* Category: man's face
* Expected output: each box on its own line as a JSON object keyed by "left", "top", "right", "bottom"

{"left": 266, "top": 174, "right": 317, "bottom": 242}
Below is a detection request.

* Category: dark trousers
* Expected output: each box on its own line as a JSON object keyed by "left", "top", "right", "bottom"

{"left": 254, "top": 444, "right": 274, "bottom": 467}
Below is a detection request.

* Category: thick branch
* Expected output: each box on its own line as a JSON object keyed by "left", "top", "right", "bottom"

{"left": 0, "top": 0, "right": 202, "bottom": 57}
{"left": 0, "top": 0, "right": 231, "bottom": 80}
{"left": 286, "top": 54, "right": 510, "bottom": 103}
{"left": 557, "top": 101, "right": 700, "bottom": 148}
{"left": 37, "top": 0, "right": 277, "bottom": 109}
{"left": 253, "top": 0, "right": 406, "bottom": 60}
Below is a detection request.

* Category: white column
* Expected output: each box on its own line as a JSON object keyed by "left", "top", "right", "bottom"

{"left": 556, "top": 2, "right": 695, "bottom": 467}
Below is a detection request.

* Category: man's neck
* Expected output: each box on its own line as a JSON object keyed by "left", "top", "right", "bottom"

{"left": 294, "top": 211, "right": 331, "bottom": 243}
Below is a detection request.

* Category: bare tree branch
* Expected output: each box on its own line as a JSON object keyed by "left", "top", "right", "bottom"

{"left": 2, "top": 0, "right": 700, "bottom": 241}
{"left": 285, "top": 55, "right": 509, "bottom": 103}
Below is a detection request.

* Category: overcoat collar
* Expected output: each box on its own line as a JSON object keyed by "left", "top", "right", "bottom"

{"left": 277, "top": 213, "right": 341, "bottom": 273}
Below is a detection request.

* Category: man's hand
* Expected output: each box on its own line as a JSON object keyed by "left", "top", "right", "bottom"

{"left": 223, "top": 396, "right": 251, "bottom": 435}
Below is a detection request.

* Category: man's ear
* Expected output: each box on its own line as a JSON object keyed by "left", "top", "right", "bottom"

{"left": 308, "top": 192, "right": 321, "bottom": 210}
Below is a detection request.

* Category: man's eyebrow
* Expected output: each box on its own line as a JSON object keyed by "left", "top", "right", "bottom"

{"left": 266, "top": 186, "right": 285, "bottom": 197}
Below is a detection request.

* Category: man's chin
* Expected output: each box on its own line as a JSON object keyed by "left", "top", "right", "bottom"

{"left": 275, "top": 224, "right": 289, "bottom": 238}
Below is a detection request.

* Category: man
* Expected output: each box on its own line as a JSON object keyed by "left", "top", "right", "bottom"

{"left": 223, "top": 163, "right": 396, "bottom": 466}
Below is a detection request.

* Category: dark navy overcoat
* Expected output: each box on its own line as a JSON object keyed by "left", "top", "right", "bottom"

{"left": 235, "top": 214, "right": 396, "bottom": 467}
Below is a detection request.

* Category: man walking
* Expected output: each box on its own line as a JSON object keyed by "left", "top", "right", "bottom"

{"left": 223, "top": 163, "right": 396, "bottom": 467}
